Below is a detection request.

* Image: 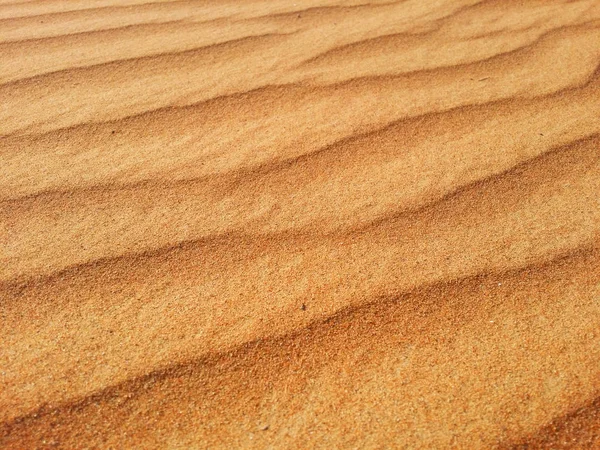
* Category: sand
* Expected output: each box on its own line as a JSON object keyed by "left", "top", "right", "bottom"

{"left": 1, "top": 0, "right": 600, "bottom": 448}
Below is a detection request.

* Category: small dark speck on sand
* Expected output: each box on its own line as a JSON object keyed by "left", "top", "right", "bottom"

{"left": 301, "top": 303, "right": 306, "bottom": 311}
{"left": 262, "top": 425, "right": 270, "bottom": 431}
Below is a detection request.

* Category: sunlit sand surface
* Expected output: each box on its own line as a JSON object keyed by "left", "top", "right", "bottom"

{"left": 1, "top": 0, "right": 600, "bottom": 448}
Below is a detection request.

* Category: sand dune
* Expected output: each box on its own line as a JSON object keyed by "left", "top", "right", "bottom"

{"left": 1, "top": 0, "right": 600, "bottom": 448}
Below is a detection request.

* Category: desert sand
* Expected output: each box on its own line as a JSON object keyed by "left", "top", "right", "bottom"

{"left": 1, "top": 0, "right": 600, "bottom": 448}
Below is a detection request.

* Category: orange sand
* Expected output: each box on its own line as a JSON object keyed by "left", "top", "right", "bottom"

{"left": 1, "top": 0, "right": 600, "bottom": 448}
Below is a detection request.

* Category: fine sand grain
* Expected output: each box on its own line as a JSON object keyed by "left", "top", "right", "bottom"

{"left": 1, "top": 0, "right": 600, "bottom": 448}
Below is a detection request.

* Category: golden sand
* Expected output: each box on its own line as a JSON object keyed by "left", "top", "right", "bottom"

{"left": 1, "top": 0, "right": 600, "bottom": 448}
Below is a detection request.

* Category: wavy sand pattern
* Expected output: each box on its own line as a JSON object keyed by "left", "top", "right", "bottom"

{"left": 1, "top": 0, "right": 600, "bottom": 448}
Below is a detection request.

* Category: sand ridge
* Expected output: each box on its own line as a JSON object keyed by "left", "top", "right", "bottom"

{"left": 1, "top": 0, "right": 600, "bottom": 448}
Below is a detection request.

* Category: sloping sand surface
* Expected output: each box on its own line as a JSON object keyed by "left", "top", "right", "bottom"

{"left": 1, "top": 0, "right": 600, "bottom": 448}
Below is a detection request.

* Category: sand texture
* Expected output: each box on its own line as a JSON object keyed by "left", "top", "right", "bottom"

{"left": 1, "top": 0, "right": 600, "bottom": 448}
